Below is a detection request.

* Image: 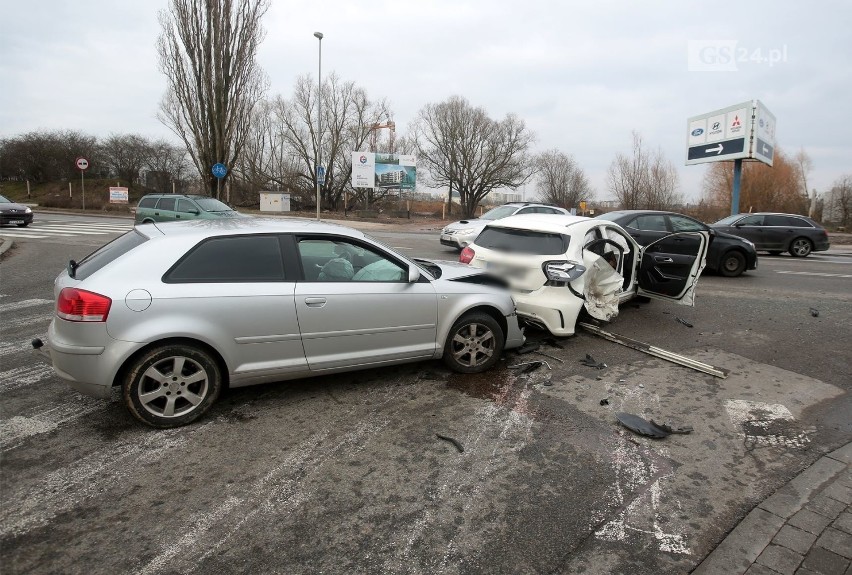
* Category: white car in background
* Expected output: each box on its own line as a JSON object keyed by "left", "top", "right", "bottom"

{"left": 461, "top": 214, "right": 709, "bottom": 336}
{"left": 440, "top": 202, "right": 569, "bottom": 250}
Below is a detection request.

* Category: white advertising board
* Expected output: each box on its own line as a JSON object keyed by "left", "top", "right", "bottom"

{"left": 685, "top": 100, "right": 776, "bottom": 167}
{"left": 351, "top": 152, "right": 376, "bottom": 188}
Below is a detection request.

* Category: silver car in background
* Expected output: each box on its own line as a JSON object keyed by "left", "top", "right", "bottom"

{"left": 38, "top": 218, "right": 524, "bottom": 428}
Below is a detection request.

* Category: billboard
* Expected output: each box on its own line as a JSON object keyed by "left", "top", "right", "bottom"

{"left": 685, "top": 100, "right": 776, "bottom": 167}
{"left": 351, "top": 152, "right": 416, "bottom": 190}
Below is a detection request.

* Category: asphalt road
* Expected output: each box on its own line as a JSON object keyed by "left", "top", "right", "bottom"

{"left": 1, "top": 215, "right": 850, "bottom": 574}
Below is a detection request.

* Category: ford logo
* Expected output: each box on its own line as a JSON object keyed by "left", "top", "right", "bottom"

{"left": 691, "top": 128, "right": 704, "bottom": 136}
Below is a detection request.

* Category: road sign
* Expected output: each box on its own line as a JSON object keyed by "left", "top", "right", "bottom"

{"left": 75, "top": 157, "right": 90, "bottom": 171}
{"left": 685, "top": 102, "right": 752, "bottom": 166}
{"left": 212, "top": 163, "right": 228, "bottom": 179}
{"left": 752, "top": 100, "right": 776, "bottom": 166}
{"left": 316, "top": 165, "right": 325, "bottom": 185}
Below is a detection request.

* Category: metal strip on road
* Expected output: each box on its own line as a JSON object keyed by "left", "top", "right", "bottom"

{"left": 776, "top": 270, "right": 852, "bottom": 278}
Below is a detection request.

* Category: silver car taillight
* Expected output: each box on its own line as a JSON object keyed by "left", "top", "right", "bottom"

{"left": 542, "top": 261, "right": 586, "bottom": 286}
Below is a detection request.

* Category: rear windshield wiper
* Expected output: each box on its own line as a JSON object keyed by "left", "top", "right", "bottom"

{"left": 68, "top": 259, "right": 78, "bottom": 279}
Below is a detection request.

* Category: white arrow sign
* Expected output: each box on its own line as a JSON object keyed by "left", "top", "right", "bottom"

{"left": 705, "top": 144, "right": 724, "bottom": 155}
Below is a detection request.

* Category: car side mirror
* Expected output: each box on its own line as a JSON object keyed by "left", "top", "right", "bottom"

{"left": 408, "top": 266, "right": 421, "bottom": 283}
{"left": 189, "top": 209, "right": 200, "bottom": 215}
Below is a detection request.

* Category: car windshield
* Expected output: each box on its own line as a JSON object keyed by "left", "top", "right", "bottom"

{"left": 0, "top": 195, "right": 11, "bottom": 203}
{"left": 480, "top": 205, "right": 520, "bottom": 220}
{"left": 713, "top": 215, "right": 741, "bottom": 225}
{"left": 476, "top": 227, "right": 568, "bottom": 255}
{"left": 194, "top": 197, "right": 233, "bottom": 212}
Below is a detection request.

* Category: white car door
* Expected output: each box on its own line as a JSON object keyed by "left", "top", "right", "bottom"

{"left": 635, "top": 231, "right": 709, "bottom": 305}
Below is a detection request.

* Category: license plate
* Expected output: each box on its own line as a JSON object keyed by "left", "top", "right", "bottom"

{"left": 8, "top": 220, "right": 24, "bottom": 224}
{"left": 441, "top": 234, "right": 452, "bottom": 241}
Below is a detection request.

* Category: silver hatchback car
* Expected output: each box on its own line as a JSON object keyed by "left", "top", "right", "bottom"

{"left": 38, "top": 218, "right": 524, "bottom": 428}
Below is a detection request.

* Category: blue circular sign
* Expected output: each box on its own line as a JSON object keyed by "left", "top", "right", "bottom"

{"left": 212, "top": 163, "right": 228, "bottom": 178}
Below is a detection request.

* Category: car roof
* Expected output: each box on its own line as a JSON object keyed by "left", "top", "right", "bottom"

{"left": 135, "top": 217, "right": 366, "bottom": 240}
{"left": 484, "top": 213, "right": 600, "bottom": 235}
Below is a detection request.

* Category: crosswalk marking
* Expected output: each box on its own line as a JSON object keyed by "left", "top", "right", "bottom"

{"left": 776, "top": 270, "right": 852, "bottom": 278}
{"left": 0, "top": 219, "right": 132, "bottom": 239}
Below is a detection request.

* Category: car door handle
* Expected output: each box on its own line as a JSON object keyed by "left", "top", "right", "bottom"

{"left": 654, "top": 256, "right": 674, "bottom": 264}
{"left": 304, "top": 297, "right": 327, "bottom": 307}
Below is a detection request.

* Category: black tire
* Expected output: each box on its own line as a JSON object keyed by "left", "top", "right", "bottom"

{"left": 789, "top": 237, "right": 812, "bottom": 258}
{"left": 768, "top": 251, "right": 782, "bottom": 256}
{"left": 719, "top": 250, "right": 747, "bottom": 277}
{"left": 17, "top": 222, "right": 29, "bottom": 227}
{"left": 443, "top": 312, "right": 504, "bottom": 374}
{"left": 123, "top": 344, "right": 222, "bottom": 428}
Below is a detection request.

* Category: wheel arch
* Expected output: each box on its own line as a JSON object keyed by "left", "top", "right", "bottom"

{"left": 112, "top": 337, "right": 230, "bottom": 390}
{"left": 458, "top": 304, "right": 509, "bottom": 341}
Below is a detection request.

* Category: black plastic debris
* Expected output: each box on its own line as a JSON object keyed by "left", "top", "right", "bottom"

{"left": 580, "top": 353, "right": 607, "bottom": 369}
{"left": 676, "top": 317, "right": 694, "bottom": 328}
{"left": 615, "top": 412, "right": 670, "bottom": 439}
{"left": 436, "top": 433, "right": 464, "bottom": 453}
{"left": 509, "top": 361, "right": 543, "bottom": 374}
{"left": 600, "top": 398, "right": 609, "bottom": 406}
{"left": 542, "top": 337, "right": 565, "bottom": 349}
{"left": 809, "top": 308, "right": 819, "bottom": 317}
{"left": 650, "top": 420, "right": 694, "bottom": 434}
{"left": 516, "top": 341, "right": 540, "bottom": 354}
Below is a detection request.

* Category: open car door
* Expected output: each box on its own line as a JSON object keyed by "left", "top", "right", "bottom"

{"left": 636, "top": 231, "right": 709, "bottom": 305}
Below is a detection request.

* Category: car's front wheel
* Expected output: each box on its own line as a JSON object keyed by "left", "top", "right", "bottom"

{"left": 123, "top": 344, "right": 222, "bottom": 428}
{"left": 719, "top": 250, "right": 747, "bottom": 277}
{"left": 789, "top": 237, "right": 813, "bottom": 257}
{"left": 443, "top": 312, "right": 504, "bottom": 374}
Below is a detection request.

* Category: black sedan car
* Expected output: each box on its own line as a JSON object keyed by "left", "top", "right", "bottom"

{"left": 0, "top": 194, "right": 34, "bottom": 227}
{"left": 709, "top": 212, "right": 829, "bottom": 257}
{"left": 597, "top": 210, "right": 758, "bottom": 277}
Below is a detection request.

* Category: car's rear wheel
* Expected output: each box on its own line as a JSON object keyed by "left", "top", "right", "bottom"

{"left": 123, "top": 344, "right": 222, "bottom": 428}
{"left": 719, "top": 250, "right": 746, "bottom": 277}
{"left": 443, "top": 313, "right": 504, "bottom": 374}
{"left": 789, "top": 237, "right": 813, "bottom": 257}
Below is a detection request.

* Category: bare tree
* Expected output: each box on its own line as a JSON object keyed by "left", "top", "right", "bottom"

{"left": 829, "top": 174, "right": 852, "bottom": 228}
{"left": 606, "top": 131, "right": 682, "bottom": 210}
{"left": 412, "top": 96, "right": 534, "bottom": 218}
{"left": 99, "top": 134, "right": 150, "bottom": 184}
{"left": 157, "top": 0, "right": 269, "bottom": 197}
{"left": 240, "top": 73, "right": 389, "bottom": 210}
{"left": 144, "top": 139, "right": 192, "bottom": 194}
{"left": 534, "top": 149, "right": 592, "bottom": 209}
{"left": 0, "top": 130, "right": 97, "bottom": 182}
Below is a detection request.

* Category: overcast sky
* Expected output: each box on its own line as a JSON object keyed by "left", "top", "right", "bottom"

{"left": 2, "top": 0, "right": 850, "bottom": 202}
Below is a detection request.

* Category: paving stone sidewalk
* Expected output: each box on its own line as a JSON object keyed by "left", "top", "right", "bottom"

{"left": 693, "top": 442, "right": 852, "bottom": 575}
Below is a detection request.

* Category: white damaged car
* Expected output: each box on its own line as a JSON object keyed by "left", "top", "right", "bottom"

{"left": 460, "top": 214, "right": 709, "bottom": 336}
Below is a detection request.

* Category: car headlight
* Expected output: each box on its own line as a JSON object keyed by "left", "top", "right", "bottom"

{"left": 25, "top": 207, "right": 32, "bottom": 214}
{"left": 543, "top": 260, "right": 587, "bottom": 284}
{"left": 741, "top": 238, "right": 755, "bottom": 248}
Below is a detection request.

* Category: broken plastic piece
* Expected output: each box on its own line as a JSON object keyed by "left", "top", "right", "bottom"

{"left": 509, "top": 361, "right": 545, "bottom": 373}
{"left": 516, "top": 341, "right": 540, "bottom": 354}
{"left": 809, "top": 308, "right": 819, "bottom": 317}
{"left": 676, "top": 317, "right": 694, "bottom": 328}
{"left": 580, "top": 353, "right": 607, "bottom": 369}
{"left": 600, "top": 398, "right": 609, "bottom": 406}
{"left": 615, "top": 412, "right": 670, "bottom": 439}
{"left": 542, "top": 337, "right": 565, "bottom": 349}
{"left": 535, "top": 350, "right": 564, "bottom": 363}
{"left": 436, "top": 433, "right": 464, "bottom": 453}
{"left": 649, "top": 420, "right": 694, "bottom": 435}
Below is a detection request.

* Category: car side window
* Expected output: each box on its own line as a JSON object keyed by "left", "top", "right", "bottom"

{"left": 176, "top": 199, "right": 195, "bottom": 213}
{"left": 138, "top": 197, "right": 157, "bottom": 209}
{"left": 164, "top": 235, "right": 286, "bottom": 283}
{"left": 669, "top": 215, "right": 705, "bottom": 232}
{"left": 737, "top": 215, "right": 764, "bottom": 226}
{"left": 156, "top": 197, "right": 176, "bottom": 211}
{"left": 298, "top": 238, "right": 406, "bottom": 282}
{"left": 786, "top": 217, "right": 812, "bottom": 228}
{"left": 632, "top": 215, "right": 668, "bottom": 232}
{"left": 515, "top": 208, "right": 534, "bottom": 214}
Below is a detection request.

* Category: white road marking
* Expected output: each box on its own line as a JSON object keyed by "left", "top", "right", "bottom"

{"left": 0, "top": 299, "right": 53, "bottom": 312}
{"left": 776, "top": 270, "right": 852, "bottom": 278}
{"left": 3, "top": 312, "right": 53, "bottom": 331}
{"left": 0, "top": 364, "right": 56, "bottom": 393}
{"left": 0, "top": 333, "right": 48, "bottom": 359}
{"left": 725, "top": 399, "right": 812, "bottom": 449}
{"left": 0, "top": 232, "right": 52, "bottom": 238}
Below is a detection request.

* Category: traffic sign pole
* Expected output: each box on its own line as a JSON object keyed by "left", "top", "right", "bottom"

{"left": 731, "top": 158, "right": 743, "bottom": 216}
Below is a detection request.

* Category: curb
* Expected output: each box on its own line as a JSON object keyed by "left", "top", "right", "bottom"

{"left": 693, "top": 442, "right": 852, "bottom": 574}
{"left": 0, "top": 238, "right": 12, "bottom": 258}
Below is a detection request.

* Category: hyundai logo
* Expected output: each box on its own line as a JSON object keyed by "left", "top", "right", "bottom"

{"left": 691, "top": 128, "right": 704, "bottom": 136}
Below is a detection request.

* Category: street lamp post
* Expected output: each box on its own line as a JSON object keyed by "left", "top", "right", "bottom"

{"left": 314, "top": 31, "right": 323, "bottom": 221}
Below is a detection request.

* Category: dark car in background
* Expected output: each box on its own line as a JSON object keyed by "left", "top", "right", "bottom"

{"left": 597, "top": 210, "right": 758, "bottom": 277}
{"left": 709, "top": 212, "right": 829, "bottom": 257}
{"left": 0, "top": 194, "right": 34, "bottom": 227}
{"left": 134, "top": 194, "right": 245, "bottom": 225}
